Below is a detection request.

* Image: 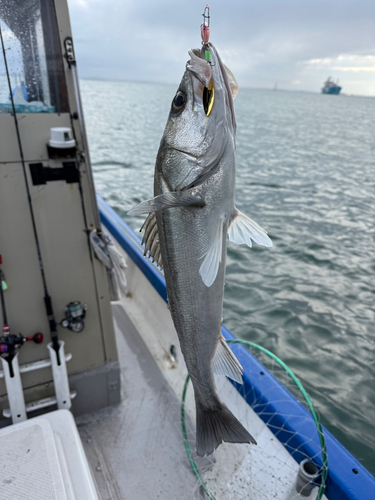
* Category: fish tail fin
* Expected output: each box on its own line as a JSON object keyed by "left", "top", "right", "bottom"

{"left": 196, "top": 401, "right": 256, "bottom": 457}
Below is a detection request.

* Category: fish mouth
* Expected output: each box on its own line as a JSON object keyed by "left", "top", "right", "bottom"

{"left": 188, "top": 52, "right": 215, "bottom": 116}
{"left": 187, "top": 48, "right": 212, "bottom": 90}
{"left": 190, "top": 44, "right": 237, "bottom": 132}
{"left": 188, "top": 46, "right": 234, "bottom": 126}
{"left": 191, "top": 48, "right": 202, "bottom": 58}
{"left": 193, "top": 77, "right": 215, "bottom": 117}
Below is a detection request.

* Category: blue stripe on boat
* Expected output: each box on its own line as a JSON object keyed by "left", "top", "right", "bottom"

{"left": 98, "top": 195, "right": 375, "bottom": 500}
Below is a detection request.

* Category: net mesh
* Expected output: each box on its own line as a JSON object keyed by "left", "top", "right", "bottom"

{"left": 181, "top": 339, "right": 328, "bottom": 500}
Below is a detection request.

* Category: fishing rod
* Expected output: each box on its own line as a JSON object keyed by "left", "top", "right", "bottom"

{"left": 0, "top": 23, "right": 60, "bottom": 361}
{"left": 0, "top": 256, "right": 8, "bottom": 332}
{"left": 0, "top": 256, "right": 43, "bottom": 378}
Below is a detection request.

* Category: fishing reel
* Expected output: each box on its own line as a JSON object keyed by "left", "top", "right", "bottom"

{"left": 60, "top": 301, "right": 87, "bottom": 333}
{"left": 0, "top": 327, "right": 43, "bottom": 355}
{"left": 0, "top": 256, "right": 43, "bottom": 357}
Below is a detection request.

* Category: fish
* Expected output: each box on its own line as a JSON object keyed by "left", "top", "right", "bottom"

{"left": 129, "top": 43, "right": 272, "bottom": 456}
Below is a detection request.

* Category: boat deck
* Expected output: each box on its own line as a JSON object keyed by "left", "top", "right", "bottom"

{"left": 76, "top": 304, "right": 204, "bottom": 499}
{"left": 74, "top": 228, "right": 326, "bottom": 500}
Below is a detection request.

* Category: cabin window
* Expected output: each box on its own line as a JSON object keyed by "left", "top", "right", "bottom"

{"left": 0, "top": 0, "right": 69, "bottom": 113}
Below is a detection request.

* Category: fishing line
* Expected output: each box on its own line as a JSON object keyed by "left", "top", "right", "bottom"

{"left": 181, "top": 339, "right": 328, "bottom": 500}
{"left": 0, "top": 23, "right": 60, "bottom": 358}
{"left": 0, "top": 257, "right": 8, "bottom": 328}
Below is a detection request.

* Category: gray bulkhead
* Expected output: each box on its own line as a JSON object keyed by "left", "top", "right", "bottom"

{"left": 0, "top": 0, "right": 120, "bottom": 423}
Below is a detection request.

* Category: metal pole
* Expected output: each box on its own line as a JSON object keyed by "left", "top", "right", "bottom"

{"left": 64, "top": 37, "right": 102, "bottom": 235}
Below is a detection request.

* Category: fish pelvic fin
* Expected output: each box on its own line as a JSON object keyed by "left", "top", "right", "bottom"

{"left": 128, "top": 191, "right": 204, "bottom": 216}
{"left": 199, "top": 217, "right": 224, "bottom": 287}
{"left": 228, "top": 208, "right": 273, "bottom": 248}
{"left": 196, "top": 400, "right": 256, "bottom": 457}
{"left": 212, "top": 335, "right": 243, "bottom": 384}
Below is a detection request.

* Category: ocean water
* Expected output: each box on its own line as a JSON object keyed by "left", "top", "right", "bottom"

{"left": 81, "top": 80, "right": 375, "bottom": 475}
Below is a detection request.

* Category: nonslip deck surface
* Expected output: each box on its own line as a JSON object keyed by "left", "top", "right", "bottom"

{"left": 76, "top": 306, "right": 204, "bottom": 500}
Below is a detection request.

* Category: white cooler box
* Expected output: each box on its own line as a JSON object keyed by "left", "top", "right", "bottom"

{"left": 0, "top": 409, "right": 99, "bottom": 500}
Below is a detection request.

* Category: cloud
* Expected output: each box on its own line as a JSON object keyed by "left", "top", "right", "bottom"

{"left": 333, "top": 66, "right": 375, "bottom": 72}
{"left": 306, "top": 58, "right": 333, "bottom": 66}
{"left": 67, "top": 0, "right": 375, "bottom": 96}
{"left": 305, "top": 54, "right": 375, "bottom": 69}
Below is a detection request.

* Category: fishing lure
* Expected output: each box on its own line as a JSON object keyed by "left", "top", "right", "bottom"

{"left": 201, "top": 4, "right": 211, "bottom": 63}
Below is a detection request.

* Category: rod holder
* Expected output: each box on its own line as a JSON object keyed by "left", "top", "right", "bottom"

{"left": 296, "top": 459, "right": 319, "bottom": 497}
{"left": 1, "top": 353, "right": 27, "bottom": 423}
{"left": 47, "top": 341, "right": 72, "bottom": 410}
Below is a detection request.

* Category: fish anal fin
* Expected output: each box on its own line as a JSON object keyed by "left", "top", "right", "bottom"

{"left": 228, "top": 208, "right": 272, "bottom": 248}
{"left": 212, "top": 335, "right": 243, "bottom": 384}
{"left": 128, "top": 191, "right": 204, "bottom": 216}
{"left": 199, "top": 218, "right": 224, "bottom": 287}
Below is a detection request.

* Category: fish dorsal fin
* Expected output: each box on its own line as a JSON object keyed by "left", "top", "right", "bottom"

{"left": 228, "top": 209, "right": 272, "bottom": 248}
{"left": 199, "top": 217, "right": 224, "bottom": 287}
{"left": 141, "top": 213, "right": 163, "bottom": 270}
{"left": 212, "top": 335, "right": 243, "bottom": 384}
{"left": 128, "top": 191, "right": 204, "bottom": 216}
{"left": 223, "top": 64, "right": 239, "bottom": 100}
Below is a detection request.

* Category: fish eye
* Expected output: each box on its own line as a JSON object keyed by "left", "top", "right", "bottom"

{"left": 203, "top": 80, "right": 215, "bottom": 116}
{"left": 172, "top": 91, "right": 186, "bottom": 111}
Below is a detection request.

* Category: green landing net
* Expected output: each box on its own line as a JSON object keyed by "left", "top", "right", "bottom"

{"left": 181, "top": 339, "right": 328, "bottom": 500}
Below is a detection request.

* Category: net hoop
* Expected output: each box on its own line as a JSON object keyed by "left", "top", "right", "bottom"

{"left": 181, "top": 339, "right": 328, "bottom": 500}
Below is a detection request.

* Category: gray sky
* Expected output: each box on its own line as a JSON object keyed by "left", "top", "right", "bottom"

{"left": 68, "top": 0, "right": 375, "bottom": 96}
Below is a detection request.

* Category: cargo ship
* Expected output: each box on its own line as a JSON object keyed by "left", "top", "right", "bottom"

{"left": 322, "top": 77, "right": 342, "bottom": 95}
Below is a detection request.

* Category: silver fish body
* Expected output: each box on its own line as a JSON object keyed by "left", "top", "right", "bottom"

{"left": 156, "top": 144, "right": 246, "bottom": 457}
{"left": 129, "top": 43, "right": 272, "bottom": 456}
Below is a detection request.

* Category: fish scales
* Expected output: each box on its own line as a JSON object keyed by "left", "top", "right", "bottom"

{"left": 129, "top": 43, "right": 272, "bottom": 456}
{"left": 156, "top": 159, "right": 231, "bottom": 393}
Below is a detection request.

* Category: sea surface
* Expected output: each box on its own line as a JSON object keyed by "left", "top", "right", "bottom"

{"left": 80, "top": 80, "right": 375, "bottom": 475}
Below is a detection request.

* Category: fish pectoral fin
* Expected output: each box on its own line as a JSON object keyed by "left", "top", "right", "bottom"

{"left": 140, "top": 213, "right": 163, "bottom": 270}
{"left": 212, "top": 335, "right": 243, "bottom": 384}
{"left": 199, "top": 218, "right": 224, "bottom": 287}
{"left": 128, "top": 191, "right": 204, "bottom": 216}
{"left": 228, "top": 208, "right": 273, "bottom": 248}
